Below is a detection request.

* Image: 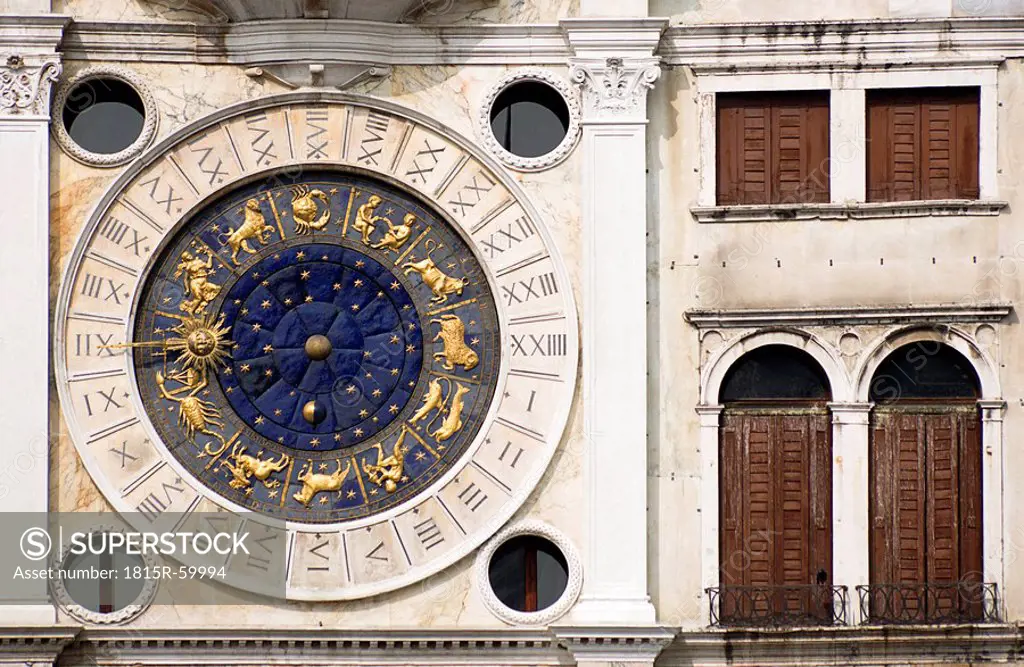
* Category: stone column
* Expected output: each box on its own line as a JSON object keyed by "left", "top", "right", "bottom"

{"left": 978, "top": 399, "right": 1006, "bottom": 596}
{"left": 828, "top": 402, "right": 872, "bottom": 624}
{"left": 562, "top": 18, "right": 666, "bottom": 628}
{"left": 0, "top": 14, "right": 67, "bottom": 627}
{"left": 696, "top": 405, "right": 722, "bottom": 607}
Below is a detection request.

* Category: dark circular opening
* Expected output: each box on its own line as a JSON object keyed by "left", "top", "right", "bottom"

{"left": 59, "top": 533, "right": 147, "bottom": 614}
{"left": 488, "top": 535, "right": 568, "bottom": 613}
{"left": 720, "top": 345, "right": 832, "bottom": 403}
{"left": 489, "top": 81, "right": 570, "bottom": 159}
{"left": 62, "top": 78, "right": 146, "bottom": 155}
{"left": 869, "top": 342, "right": 980, "bottom": 403}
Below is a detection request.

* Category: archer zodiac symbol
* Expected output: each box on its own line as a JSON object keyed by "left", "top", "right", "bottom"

{"left": 222, "top": 443, "right": 290, "bottom": 490}
{"left": 293, "top": 459, "right": 352, "bottom": 506}
{"left": 362, "top": 431, "right": 409, "bottom": 493}
{"left": 174, "top": 250, "right": 221, "bottom": 315}
{"left": 225, "top": 198, "right": 275, "bottom": 264}
{"left": 352, "top": 194, "right": 384, "bottom": 245}
{"left": 402, "top": 240, "right": 466, "bottom": 305}
{"left": 431, "top": 314, "right": 478, "bottom": 371}
{"left": 371, "top": 212, "right": 416, "bottom": 252}
{"left": 291, "top": 185, "right": 332, "bottom": 234}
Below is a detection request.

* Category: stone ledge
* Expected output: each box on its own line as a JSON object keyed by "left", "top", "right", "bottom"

{"left": 0, "top": 626, "right": 80, "bottom": 665}
{"left": 684, "top": 303, "right": 1013, "bottom": 328}
{"left": 690, "top": 200, "right": 1009, "bottom": 223}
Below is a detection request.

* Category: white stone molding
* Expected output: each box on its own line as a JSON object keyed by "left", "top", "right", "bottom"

{"left": 51, "top": 65, "right": 158, "bottom": 167}
{"left": 698, "top": 328, "right": 852, "bottom": 405}
{"left": 58, "top": 628, "right": 562, "bottom": 666}
{"left": 695, "top": 404, "right": 723, "bottom": 599}
{"left": 685, "top": 303, "right": 1013, "bottom": 329}
{"left": 476, "top": 67, "right": 581, "bottom": 172}
{"left": 569, "top": 57, "right": 661, "bottom": 122}
{"left": 0, "top": 628, "right": 79, "bottom": 667}
{"left": 692, "top": 62, "right": 1001, "bottom": 208}
{"left": 0, "top": 54, "right": 60, "bottom": 117}
{"left": 474, "top": 519, "right": 583, "bottom": 626}
{"left": 48, "top": 524, "right": 159, "bottom": 626}
{"left": 552, "top": 626, "right": 676, "bottom": 665}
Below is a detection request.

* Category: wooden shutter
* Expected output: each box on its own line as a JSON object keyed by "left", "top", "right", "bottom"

{"left": 717, "top": 92, "right": 830, "bottom": 206}
{"left": 867, "top": 88, "right": 979, "bottom": 202}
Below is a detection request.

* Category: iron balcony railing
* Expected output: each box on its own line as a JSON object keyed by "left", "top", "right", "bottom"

{"left": 857, "top": 582, "right": 1000, "bottom": 624}
{"left": 706, "top": 584, "right": 849, "bottom": 627}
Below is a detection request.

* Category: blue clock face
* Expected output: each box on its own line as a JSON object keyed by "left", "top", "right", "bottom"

{"left": 132, "top": 171, "right": 499, "bottom": 522}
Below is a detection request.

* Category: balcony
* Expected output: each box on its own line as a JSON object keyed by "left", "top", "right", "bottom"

{"left": 706, "top": 585, "right": 849, "bottom": 627}
{"left": 857, "top": 582, "right": 1001, "bottom": 625}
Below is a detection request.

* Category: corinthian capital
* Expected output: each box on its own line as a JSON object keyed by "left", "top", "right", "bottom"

{"left": 1, "top": 54, "right": 62, "bottom": 117}
{"left": 569, "top": 57, "right": 661, "bottom": 121}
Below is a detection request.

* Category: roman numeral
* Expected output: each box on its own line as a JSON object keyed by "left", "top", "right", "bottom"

{"left": 365, "top": 540, "right": 389, "bottom": 562}
{"left": 510, "top": 333, "right": 567, "bottom": 357}
{"left": 136, "top": 478, "right": 185, "bottom": 522}
{"left": 109, "top": 440, "right": 139, "bottom": 469}
{"left": 246, "top": 112, "right": 276, "bottom": 166}
{"left": 405, "top": 138, "right": 445, "bottom": 183}
{"left": 75, "top": 333, "right": 116, "bottom": 357}
{"left": 307, "top": 539, "right": 331, "bottom": 571}
{"left": 414, "top": 518, "right": 444, "bottom": 550}
{"left": 137, "top": 174, "right": 183, "bottom": 215}
{"left": 83, "top": 386, "right": 124, "bottom": 416}
{"left": 188, "top": 140, "right": 228, "bottom": 187}
{"left": 246, "top": 533, "right": 277, "bottom": 571}
{"left": 305, "top": 109, "right": 330, "bottom": 159}
{"left": 502, "top": 272, "right": 558, "bottom": 305}
{"left": 98, "top": 217, "right": 150, "bottom": 257}
{"left": 448, "top": 174, "right": 495, "bottom": 216}
{"left": 80, "top": 273, "right": 126, "bottom": 304}
{"left": 479, "top": 216, "right": 535, "bottom": 257}
{"left": 358, "top": 112, "right": 389, "bottom": 166}
{"left": 498, "top": 441, "right": 524, "bottom": 469}
{"left": 457, "top": 483, "right": 487, "bottom": 512}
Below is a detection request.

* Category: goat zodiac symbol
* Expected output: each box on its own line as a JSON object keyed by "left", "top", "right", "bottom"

{"left": 222, "top": 443, "right": 290, "bottom": 490}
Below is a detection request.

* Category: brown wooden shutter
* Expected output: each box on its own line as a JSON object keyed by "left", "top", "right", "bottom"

{"left": 717, "top": 92, "right": 830, "bottom": 205}
{"left": 867, "top": 88, "right": 979, "bottom": 202}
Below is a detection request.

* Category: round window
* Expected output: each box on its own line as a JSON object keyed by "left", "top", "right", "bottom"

{"left": 489, "top": 81, "right": 571, "bottom": 159}
{"left": 62, "top": 77, "right": 146, "bottom": 155}
{"left": 487, "top": 534, "right": 569, "bottom": 613}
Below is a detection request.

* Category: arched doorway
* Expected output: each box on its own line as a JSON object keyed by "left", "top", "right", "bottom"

{"left": 866, "top": 342, "right": 984, "bottom": 622}
{"left": 718, "top": 345, "right": 834, "bottom": 624}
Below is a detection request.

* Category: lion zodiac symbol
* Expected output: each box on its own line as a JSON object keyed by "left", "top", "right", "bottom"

{"left": 224, "top": 198, "right": 275, "bottom": 264}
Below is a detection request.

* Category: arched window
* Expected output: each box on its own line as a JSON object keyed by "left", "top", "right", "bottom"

{"left": 866, "top": 342, "right": 985, "bottom": 623}
{"left": 717, "top": 345, "right": 836, "bottom": 626}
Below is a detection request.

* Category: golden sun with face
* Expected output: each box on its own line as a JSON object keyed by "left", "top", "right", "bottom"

{"left": 165, "top": 312, "right": 233, "bottom": 374}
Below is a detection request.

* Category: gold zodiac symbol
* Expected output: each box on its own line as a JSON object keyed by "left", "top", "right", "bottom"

{"left": 293, "top": 459, "right": 351, "bottom": 506}
{"left": 362, "top": 430, "right": 409, "bottom": 493}
{"left": 371, "top": 212, "right": 416, "bottom": 252}
{"left": 225, "top": 198, "right": 276, "bottom": 264}
{"left": 408, "top": 377, "right": 469, "bottom": 442}
{"left": 352, "top": 194, "right": 384, "bottom": 245}
{"left": 156, "top": 366, "right": 228, "bottom": 454}
{"left": 222, "top": 442, "right": 290, "bottom": 490}
{"left": 402, "top": 241, "right": 466, "bottom": 305}
{"left": 291, "top": 185, "right": 332, "bottom": 234}
{"left": 431, "top": 314, "right": 478, "bottom": 371}
{"left": 174, "top": 250, "right": 221, "bottom": 315}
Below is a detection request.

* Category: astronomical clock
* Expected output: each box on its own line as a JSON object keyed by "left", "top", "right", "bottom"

{"left": 55, "top": 93, "right": 577, "bottom": 600}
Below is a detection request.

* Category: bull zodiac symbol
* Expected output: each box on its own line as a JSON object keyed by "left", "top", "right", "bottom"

{"left": 402, "top": 240, "right": 466, "bottom": 305}
{"left": 224, "top": 198, "right": 275, "bottom": 264}
{"left": 293, "top": 459, "right": 352, "bottom": 506}
{"left": 291, "top": 185, "right": 331, "bottom": 234}
{"left": 362, "top": 430, "right": 409, "bottom": 493}
{"left": 431, "top": 314, "right": 478, "bottom": 371}
{"left": 409, "top": 377, "right": 470, "bottom": 442}
{"left": 222, "top": 442, "right": 290, "bottom": 490}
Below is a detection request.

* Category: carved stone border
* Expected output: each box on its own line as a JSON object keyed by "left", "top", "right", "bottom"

{"left": 48, "top": 523, "right": 160, "bottom": 625}
{"left": 51, "top": 65, "right": 158, "bottom": 168}
{"left": 476, "top": 67, "right": 581, "bottom": 172}
{"left": 474, "top": 519, "right": 582, "bottom": 626}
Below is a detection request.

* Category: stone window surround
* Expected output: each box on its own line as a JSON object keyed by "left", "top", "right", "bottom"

{"left": 692, "top": 62, "right": 1005, "bottom": 221}
{"left": 689, "top": 305, "right": 1010, "bottom": 626}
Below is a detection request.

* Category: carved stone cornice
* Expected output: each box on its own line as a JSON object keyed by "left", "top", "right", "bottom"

{"left": 0, "top": 54, "right": 61, "bottom": 117}
{"left": 569, "top": 56, "right": 661, "bottom": 121}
